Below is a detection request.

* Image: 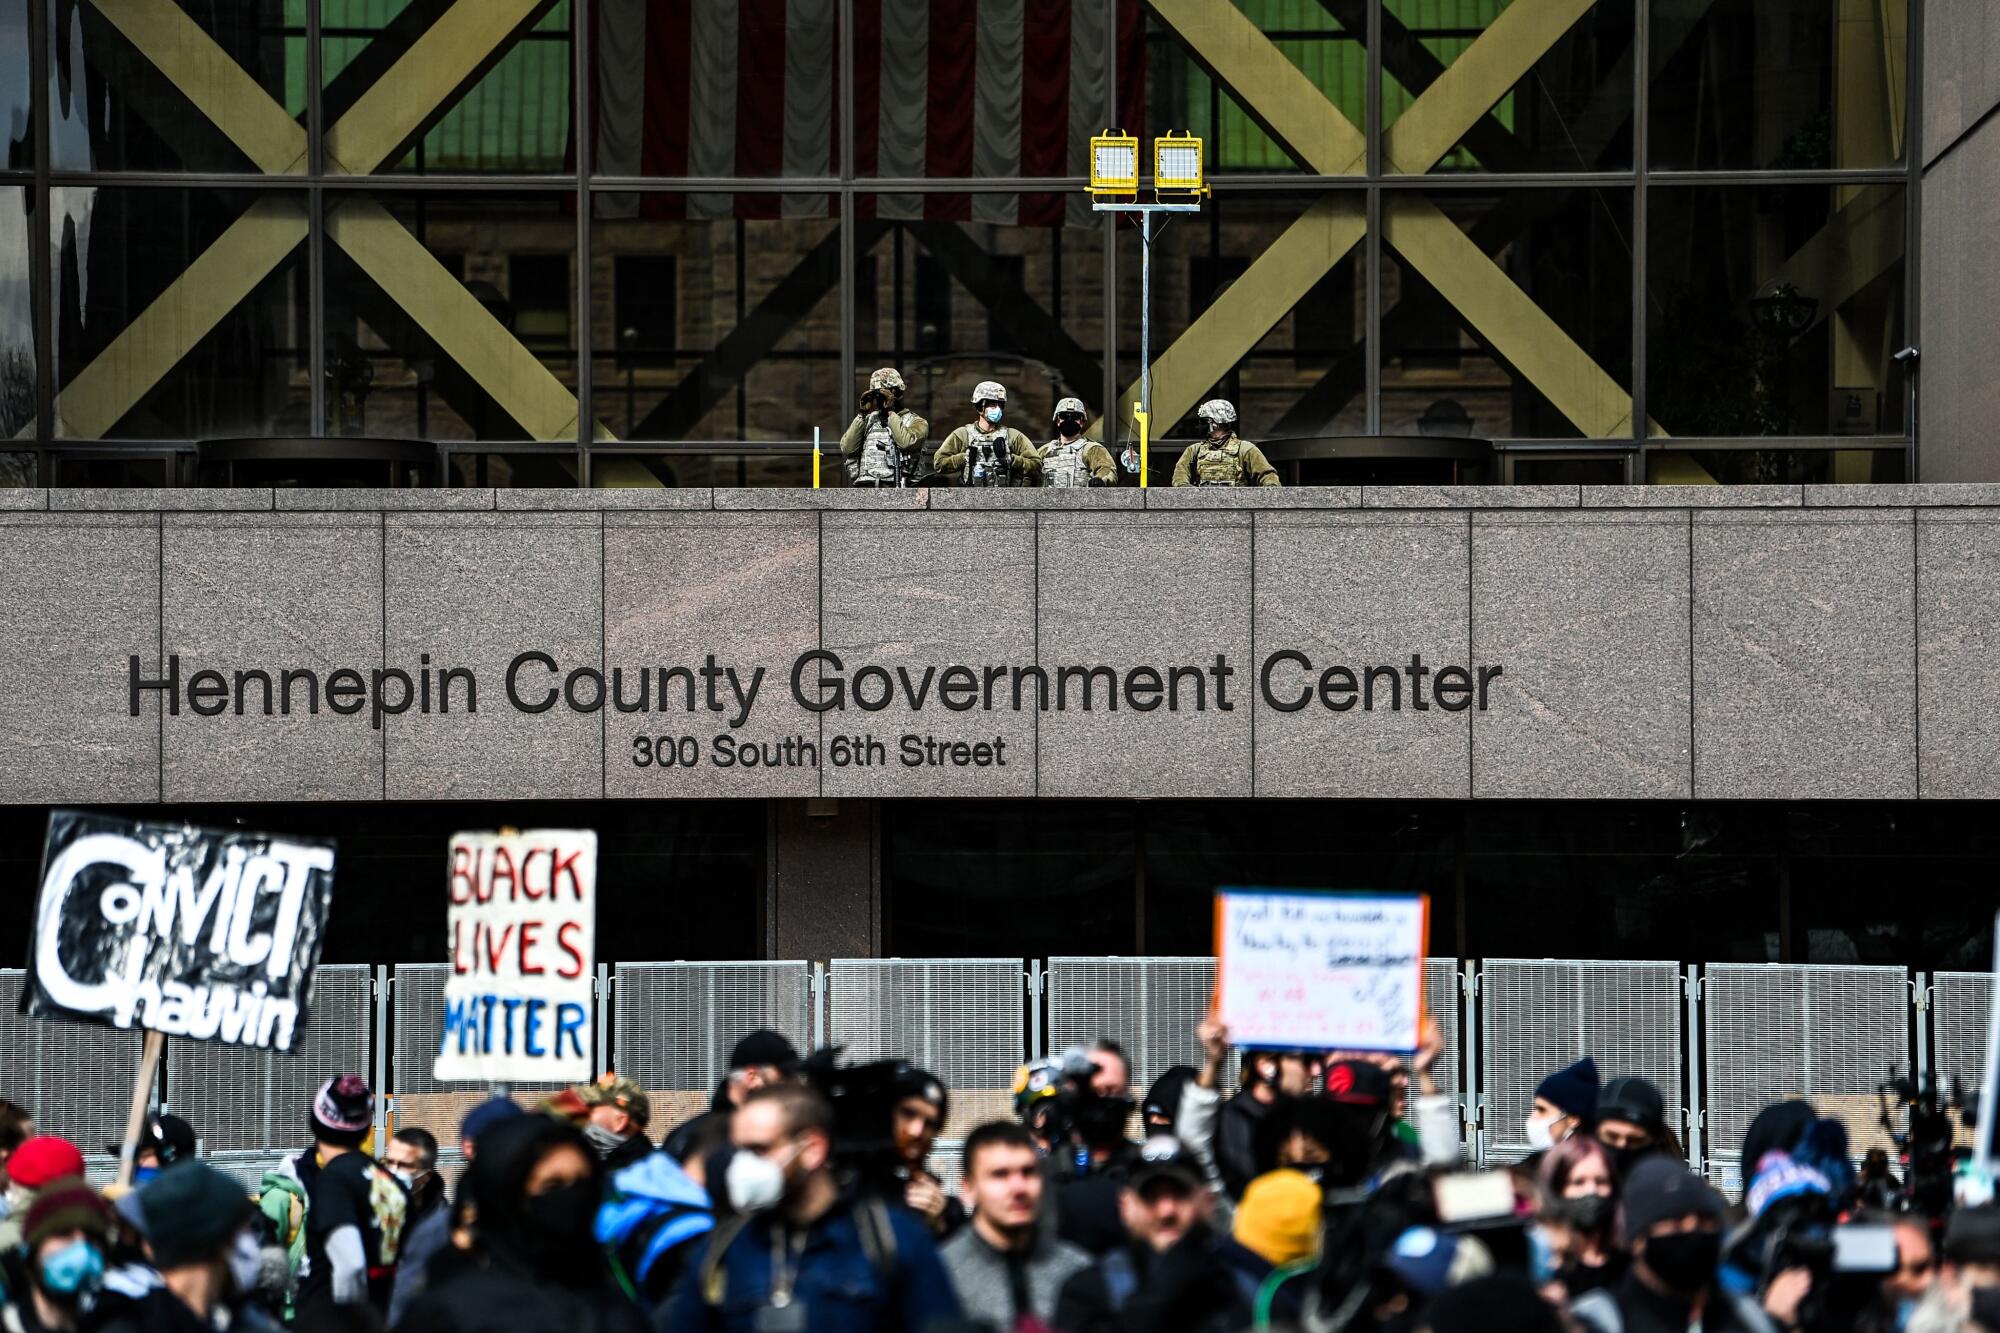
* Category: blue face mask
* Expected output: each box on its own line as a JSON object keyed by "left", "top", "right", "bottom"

{"left": 39, "top": 1237, "right": 105, "bottom": 1296}
{"left": 133, "top": 1165, "right": 160, "bottom": 1186}
{"left": 984, "top": 405, "right": 1003, "bottom": 424}
{"left": 1893, "top": 1298, "right": 1919, "bottom": 1331}
{"left": 1527, "top": 1225, "right": 1561, "bottom": 1286}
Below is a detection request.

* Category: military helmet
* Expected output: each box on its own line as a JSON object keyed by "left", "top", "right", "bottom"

{"left": 1053, "top": 396, "right": 1087, "bottom": 421}
{"left": 868, "top": 366, "right": 905, "bottom": 393}
{"left": 1197, "top": 398, "right": 1238, "bottom": 426}
{"left": 972, "top": 380, "right": 1007, "bottom": 405}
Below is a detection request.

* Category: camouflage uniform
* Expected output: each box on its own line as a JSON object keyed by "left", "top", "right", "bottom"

{"left": 933, "top": 380, "right": 1043, "bottom": 486}
{"left": 839, "top": 367, "right": 931, "bottom": 485}
{"left": 1171, "top": 398, "right": 1280, "bottom": 486}
{"left": 1039, "top": 396, "right": 1116, "bottom": 487}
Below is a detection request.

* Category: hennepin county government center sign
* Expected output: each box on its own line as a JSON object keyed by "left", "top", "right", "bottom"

{"left": 127, "top": 650, "right": 1507, "bottom": 771}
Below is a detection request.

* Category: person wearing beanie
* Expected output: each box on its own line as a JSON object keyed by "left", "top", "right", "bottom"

{"left": 0, "top": 1139, "right": 87, "bottom": 1254}
{"left": 889, "top": 1065, "right": 962, "bottom": 1241}
{"left": 2, "top": 1180, "right": 114, "bottom": 1333}
{"left": 1218, "top": 1168, "right": 1322, "bottom": 1323}
{"left": 1527, "top": 1057, "right": 1600, "bottom": 1152}
{"left": 1592, "top": 1076, "right": 1680, "bottom": 1176}
{"left": 92, "top": 1161, "right": 277, "bottom": 1333}
{"left": 287, "top": 1075, "right": 407, "bottom": 1330}
{"left": 659, "top": 1029, "right": 802, "bottom": 1166}
{"left": 1570, "top": 1158, "right": 1776, "bottom": 1333}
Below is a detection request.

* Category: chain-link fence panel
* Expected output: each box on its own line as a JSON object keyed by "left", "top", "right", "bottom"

{"left": 389, "top": 963, "right": 572, "bottom": 1154}
{"left": 828, "top": 959, "right": 1026, "bottom": 1142}
{"left": 1931, "top": 972, "right": 1993, "bottom": 1126}
{"left": 1046, "top": 957, "right": 1215, "bottom": 1098}
{"left": 612, "top": 962, "right": 813, "bottom": 1132}
{"left": 166, "top": 965, "right": 374, "bottom": 1156}
{"left": 0, "top": 970, "right": 153, "bottom": 1156}
{"left": 1479, "top": 960, "right": 1684, "bottom": 1164}
{"left": 1703, "top": 963, "right": 1909, "bottom": 1192}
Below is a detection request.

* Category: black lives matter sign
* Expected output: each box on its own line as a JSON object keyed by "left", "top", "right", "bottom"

{"left": 24, "top": 812, "right": 335, "bottom": 1052}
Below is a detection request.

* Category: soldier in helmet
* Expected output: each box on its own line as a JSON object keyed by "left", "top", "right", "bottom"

{"left": 1171, "top": 399, "right": 1281, "bottom": 486}
{"left": 932, "top": 380, "right": 1043, "bottom": 486}
{"left": 1039, "top": 397, "right": 1117, "bottom": 487}
{"left": 839, "top": 366, "right": 930, "bottom": 486}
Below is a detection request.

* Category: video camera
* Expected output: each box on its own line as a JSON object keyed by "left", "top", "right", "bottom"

{"left": 1877, "top": 1065, "right": 1968, "bottom": 1220}
{"left": 801, "top": 1046, "right": 929, "bottom": 1194}
{"left": 1021, "top": 1047, "right": 1135, "bottom": 1174}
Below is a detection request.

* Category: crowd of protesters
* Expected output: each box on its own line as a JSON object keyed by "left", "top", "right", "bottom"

{"left": 1, "top": 1021, "right": 1996, "bottom": 1333}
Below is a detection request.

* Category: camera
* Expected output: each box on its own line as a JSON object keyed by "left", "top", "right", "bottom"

{"left": 801, "top": 1046, "right": 921, "bottom": 1193}
{"left": 1024, "top": 1047, "right": 1135, "bottom": 1175}
{"left": 1877, "top": 1066, "right": 1966, "bottom": 1220}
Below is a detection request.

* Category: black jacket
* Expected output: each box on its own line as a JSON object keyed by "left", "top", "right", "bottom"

{"left": 1215, "top": 1092, "right": 1274, "bottom": 1200}
{"left": 1053, "top": 1228, "right": 1246, "bottom": 1333}
{"left": 1571, "top": 1270, "right": 1777, "bottom": 1333}
{"left": 393, "top": 1256, "right": 652, "bottom": 1333}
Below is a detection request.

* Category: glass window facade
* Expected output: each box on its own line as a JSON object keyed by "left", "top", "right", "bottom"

{"left": 7, "top": 0, "right": 1916, "bottom": 486}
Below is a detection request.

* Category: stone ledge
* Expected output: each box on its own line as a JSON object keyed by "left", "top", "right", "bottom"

{"left": 1145, "top": 485, "right": 1360, "bottom": 509}
{"left": 495, "top": 488, "right": 715, "bottom": 510}
{"left": 931, "top": 487, "right": 1144, "bottom": 509}
{"left": 51, "top": 488, "right": 273, "bottom": 511}
{"left": 1363, "top": 484, "right": 1580, "bottom": 509}
{"left": 1806, "top": 483, "right": 2000, "bottom": 507}
{"left": 1583, "top": 484, "right": 1802, "bottom": 508}
{"left": 0, "top": 490, "right": 48, "bottom": 510}
{"left": 275, "top": 488, "right": 496, "bottom": 511}
{"left": 713, "top": 487, "right": 928, "bottom": 510}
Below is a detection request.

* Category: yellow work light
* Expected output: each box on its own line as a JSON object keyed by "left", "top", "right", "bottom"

{"left": 1153, "top": 132, "right": 1205, "bottom": 198}
{"left": 1089, "top": 131, "right": 1140, "bottom": 197}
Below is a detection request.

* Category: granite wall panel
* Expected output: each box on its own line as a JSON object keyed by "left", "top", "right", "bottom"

{"left": 383, "top": 513, "right": 603, "bottom": 799}
{"left": 1917, "top": 509, "right": 2000, "bottom": 798}
{"left": 604, "top": 512, "right": 820, "bottom": 797}
{"left": 1693, "top": 510, "right": 1916, "bottom": 799}
{"left": 1037, "top": 512, "right": 1252, "bottom": 798}
{"left": 1473, "top": 511, "right": 1692, "bottom": 799}
{"left": 820, "top": 512, "right": 1037, "bottom": 797}
{"left": 1254, "top": 511, "right": 1470, "bottom": 798}
{"left": 161, "top": 514, "right": 384, "bottom": 802}
{"left": 0, "top": 515, "right": 160, "bottom": 803}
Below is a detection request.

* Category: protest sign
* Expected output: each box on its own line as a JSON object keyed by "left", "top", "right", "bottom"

{"left": 435, "top": 829, "right": 596, "bottom": 1083}
{"left": 25, "top": 811, "right": 336, "bottom": 1052}
{"left": 1215, "top": 887, "right": 1428, "bottom": 1054}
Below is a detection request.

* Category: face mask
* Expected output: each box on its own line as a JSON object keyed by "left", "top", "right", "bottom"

{"left": 1560, "top": 1192, "right": 1615, "bottom": 1234}
{"left": 1893, "top": 1297, "right": 1919, "bottom": 1331}
{"left": 1528, "top": 1225, "right": 1561, "bottom": 1285}
{"left": 984, "top": 406, "right": 1004, "bottom": 424}
{"left": 1641, "top": 1230, "right": 1720, "bottom": 1293}
{"left": 4, "top": 1183, "right": 31, "bottom": 1219}
{"left": 582, "top": 1121, "right": 627, "bottom": 1158}
{"left": 1525, "top": 1116, "right": 1559, "bottom": 1152}
{"left": 1606, "top": 1142, "right": 1652, "bottom": 1177}
{"left": 522, "top": 1181, "right": 599, "bottom": 1248}
{"left": 1058, "top": 418, "right": 1083, "bottom": 438}
{"left": 134, "top": 1165, "right": 160, "bottom": 1186}
{"left": 38, "top": 1237, "right": 105, "bottom": 1297}
{"left": 226, "top": 1228, "right": 264, "bottom": 1296}
{"left": 725, "top": 1146, "right": 792, "bottom": 1214}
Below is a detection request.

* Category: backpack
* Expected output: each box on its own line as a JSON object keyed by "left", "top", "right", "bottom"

{"left": 699, "top": 1191, "right": 899, "bottom": 1307}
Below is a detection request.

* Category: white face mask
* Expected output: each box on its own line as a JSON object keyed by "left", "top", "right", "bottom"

{"left": 1524, "top": 1115, "right": 1561, "bottom": 1152}
{"left": 725, "top": 1144, "right": 796, "bottom": 1214}
{"left": 227, "top": 1228, "right": 264, "bottom": 1296}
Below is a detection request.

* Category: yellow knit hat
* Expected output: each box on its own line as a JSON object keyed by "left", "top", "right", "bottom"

{"left": 1233, "top": 1168, "right": 1324, "bottom": 1266}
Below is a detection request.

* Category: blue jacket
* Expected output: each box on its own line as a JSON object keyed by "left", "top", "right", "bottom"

{"left": 597, "top": 1152, "right": 716, "bottom": 1303}
{"left": 661, "top": 1192, "right": 961, "bottom": 1333}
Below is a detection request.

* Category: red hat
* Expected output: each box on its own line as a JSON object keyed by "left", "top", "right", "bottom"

{"left": 6, "top": 1136, "right": 86, "bottom": 1189}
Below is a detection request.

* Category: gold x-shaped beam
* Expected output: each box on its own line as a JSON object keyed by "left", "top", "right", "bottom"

{"left": 52, "top": 0, "right": 599, "bottom": 442}
{"left": 1123, "top": 0, "right": 1644, "bottom": 440}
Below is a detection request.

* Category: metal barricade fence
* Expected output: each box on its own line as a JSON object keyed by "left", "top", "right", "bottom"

{"left": 1927, "top": 971, "right": 1994, "bottom": 1116}
{"left": 828, "top": 959, "right": 1027, "bottom": 1141}
{"left": 0, "top": 969, "right": 149, "bottom": 1164}
{"left": 1478, "top": 960, "right": 1684, "bottom": 1165}
{"left": 611, "top": 962, "right": 814, "bottom": 1133}
{"left": 167, "top": 964, "right": 374, "bottom": 1156}
{"left": 1045, "top": 957, "right": 1215, "bottom": 1096}
{"left": 1702, "top": 963, "right": 1910, "bottom": 1194}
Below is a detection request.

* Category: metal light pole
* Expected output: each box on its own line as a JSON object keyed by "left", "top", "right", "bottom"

{"left": 1090, "top": 132, "right": 1207, "bottom": 488}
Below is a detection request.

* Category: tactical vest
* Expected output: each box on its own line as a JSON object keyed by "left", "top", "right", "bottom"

{"left": 1043, "top": 437, "right": 1090, "bottom": 488}
{"left": 961, "top": 427, "right": 1018, "bottom": 486}
{"left": 855, "top": 412, "right": 906, "bottom": 484}
{"left": 1191, "top": 437, "right": 1246, "bottom": 485}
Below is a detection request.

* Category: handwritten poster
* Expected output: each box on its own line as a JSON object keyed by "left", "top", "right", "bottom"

{"left": 435, "top": 829, "right": 596, "bottom": 1083}
{"left": 26, "top": 812, "right": 336, "bottom": 1051}
{"left": 1215, "top": 888, "right": 1428, "bottom": 1054}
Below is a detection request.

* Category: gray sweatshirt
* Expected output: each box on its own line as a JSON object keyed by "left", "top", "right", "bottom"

{"left": 939, "top": 1221, "right": 1093, "bottom": 1327}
